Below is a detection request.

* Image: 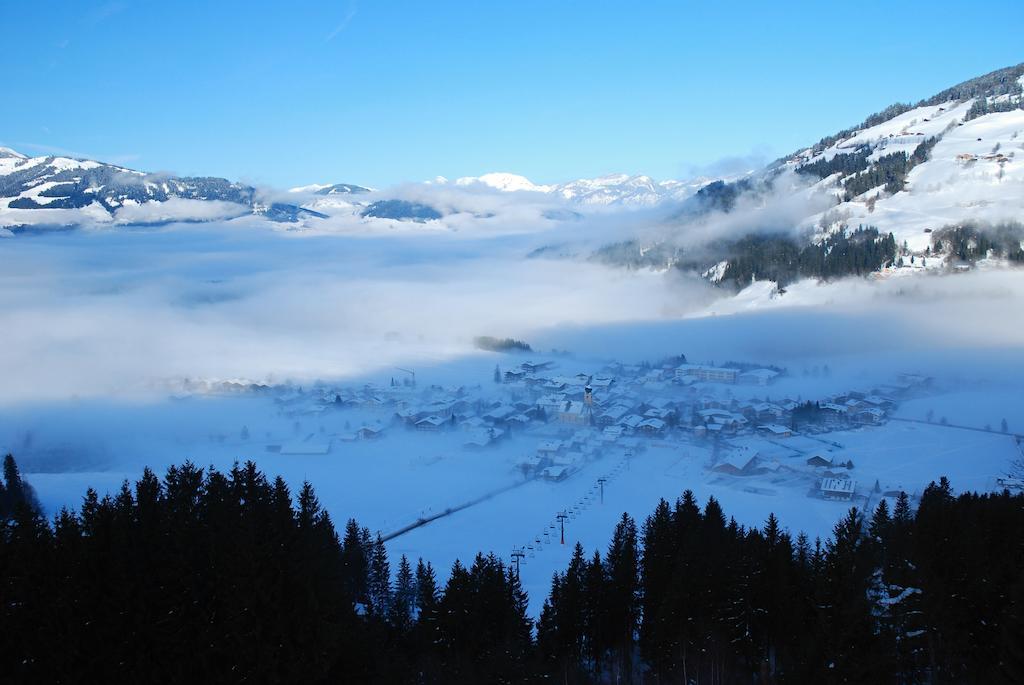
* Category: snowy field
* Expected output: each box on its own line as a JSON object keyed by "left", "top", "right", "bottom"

{"left": 11, "top": 382, "right": 1020, "bottom": 616}
{"left": 3, "top": 224, "right": 1024, "bottom": 615}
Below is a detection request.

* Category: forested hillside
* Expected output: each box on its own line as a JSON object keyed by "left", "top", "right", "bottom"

{"left": 1, "top": 456, "right": 1021, "bottom": 683}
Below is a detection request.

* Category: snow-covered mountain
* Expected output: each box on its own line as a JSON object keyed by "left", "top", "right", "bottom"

{"left": 0, "top": 149, "right": 322, "bottom": 231}
{"left": 449, "top": 171, "right": 711, "bottom": 207}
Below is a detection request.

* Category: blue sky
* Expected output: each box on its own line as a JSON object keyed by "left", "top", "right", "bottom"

{"left": 4, "top": 1, "right": 1022, "bottom": 188}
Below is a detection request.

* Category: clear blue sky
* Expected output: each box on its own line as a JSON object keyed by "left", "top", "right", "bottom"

{"left": 4, "top": 1, "right": 1022, "bottom": 188}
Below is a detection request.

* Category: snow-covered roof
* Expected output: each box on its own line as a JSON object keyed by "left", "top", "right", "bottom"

{"left": 717, "top": 446, "right": 759, "bottom": 471}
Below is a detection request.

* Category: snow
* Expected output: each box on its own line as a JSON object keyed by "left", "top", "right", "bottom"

{"left": 0, "top": 146, "right": 27, "bottom": 160}
{"left": 802, "top": 105, "right": 1024, "bottom": 252}
{"left": 454, "top": 172, "right": 552, "bottom": 193}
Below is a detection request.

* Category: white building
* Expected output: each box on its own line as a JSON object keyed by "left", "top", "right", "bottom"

{"left": 675, "top": 364, "right": 739, "bottom": 384}
{"left": 819, "top": 478, "right": 857, "bottom": 501}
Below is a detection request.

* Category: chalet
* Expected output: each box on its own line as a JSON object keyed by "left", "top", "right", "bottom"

{"left": 394, "top": 408, "right": 419, "bottom": 426}
{"left": 806, "top": 454, "right": 833, "bottom": 468}
{"left": 464, "top": 428, "right": 504, "bottom": 450}
{"left": 819, "top": 478, "right": 857, "bottom": 501}
{"left": 861, "top": 395, "right": 894, "bottom": 410}
{"left": 854, "top": 408, "right": 885, "bottom": 425}
{"left": 643, "top": 407, "right": 674, "bottom": 421}
{"left": 597, "top": 404, "right": 631, "bottom": 427}
{"left": 820, "top": 403, "right": 848, "bottom": 424}
{"left": 357, "top": 425, "right": 383, "bottom": 440}
{"left": 752, "top": 403, "right": 784, "bottom": 423}
{"left": 483, "top": 405, "right": 516, "bottom": 424}
{"left": 698, "top": 408, "right": 734, "bottom": 424}
{"left": 712, "top": 446, "right": 760, "bottom": 475}
{"left": 416, "top": 415, "right": 447, "bottom": 432}
{"left": 362, "top": 396, "right": 386, "bottom": 409}
{"left": 503, "top": 369, "right": 527, "bottom": 383}
{"left": 621, "top": 414, "right": 645, "bottom": 431}
{"left": 505, "top": 413, "right": 532, "bottom": 429}
{"left": 637, "top": 418, "right": 667, "bottom": 436}
{"left": 779, "top": 399, "right": 799, "bottom": 412}
{"left": 542, "top": 465, "right": 570, "bottom": 482}
{"left": 537, "top": 440, "right": 564, "bottom": 457}
{"left": 758, "top": 424, "right": 793, "bottom": 438}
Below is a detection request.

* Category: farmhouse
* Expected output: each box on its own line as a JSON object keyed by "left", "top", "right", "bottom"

{"left": 806, "top": 454, "right": 834, "bottom": 468}
{"left": 758, "top": 424, "right": 793, "bottom": 438}
{"left": 712, "top": 446, "right": 761, "bottom": 475}
{"left": 636, "top": 418, "right": 667, "bottom": 436}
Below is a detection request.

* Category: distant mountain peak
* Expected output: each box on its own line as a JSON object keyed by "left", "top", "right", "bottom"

{"left": 289, "top": 182, "right": 372, "bottom": 195}
{"left": 454, "top": 172, "right": 552, "bottom": 193}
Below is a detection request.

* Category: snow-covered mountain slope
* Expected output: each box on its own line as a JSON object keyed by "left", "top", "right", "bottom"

{"left": 0, "top": 150, "right": 321, "bottom": 231}
{"left": 764, "top": 66, "right": 1024, "bottom": 252}
{"left": 797, "top": 106, "right": 1024, "bottom": 252}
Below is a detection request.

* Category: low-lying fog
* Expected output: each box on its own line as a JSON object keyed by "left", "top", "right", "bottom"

{"left": 3, "top": 222, "right": 1024, "bottom": 522}
{"left": 0, "top": 224, "right": 716, "bottom": 403}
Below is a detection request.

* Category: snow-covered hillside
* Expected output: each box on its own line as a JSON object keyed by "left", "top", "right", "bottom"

{"left": 787, "top": 94, "right": 1024, "bottom": 252}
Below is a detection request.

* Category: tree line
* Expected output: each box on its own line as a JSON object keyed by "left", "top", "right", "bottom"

{"left": 1, "top": 455, "right": 1022, "bottom": 683}
{"left": 718, "top": 226, "right": 897, "bottom": 288}
{"left": 933, "top": 222, "right": 1024, "bottom": 264}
